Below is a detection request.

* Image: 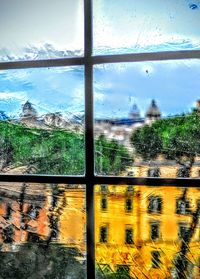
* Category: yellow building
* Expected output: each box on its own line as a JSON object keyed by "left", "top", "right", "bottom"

{"left": 94, "top": 161, "right": 200, "bottom": 278}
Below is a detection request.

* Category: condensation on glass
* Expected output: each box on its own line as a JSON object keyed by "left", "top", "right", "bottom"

{"left": 0, "top": 183, "right": 86, "bottom": 278}
{"left": 94, "top": 60, "right": 200, "bottom": 177}
{"left": 0, "top": 0, "right": 84, "bottom": 61}
{"left": 95, "top": 185, "right": 200, "bottom": 279}
{"left": 0, "top": 67, "right": 85, "bottom": 175}
{"left": 93, "top": 0, "right": 200, "bottom": 55}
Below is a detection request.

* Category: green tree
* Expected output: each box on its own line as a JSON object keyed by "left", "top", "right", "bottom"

{"left": 95, "top": 135, "right": 133, "bottom": 175}
{"left": 131, "top": 125, "right": 162, "bottom": 161}
{"left": 0, "top": 121, "right": 132, "bottom": 176}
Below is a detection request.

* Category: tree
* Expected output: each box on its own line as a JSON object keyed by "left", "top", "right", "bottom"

{"left": 95, "top": 135, "right": 133, "bottom": 175}
{"left": 131, "top": 112, "right": 200, "bottom": 278}
{"left": 131, "top": 125, "right": 162, "bottom": 161}
{"left": 0, "top": 121, "right": 132, "bottom": 176}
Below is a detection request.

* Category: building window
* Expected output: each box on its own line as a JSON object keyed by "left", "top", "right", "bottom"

{"left": 151, "top": 251, "right": 161, "bottom": 268}
{"left": 4, "top": 203, "right": 12, "bottom": 220}
{"left": 100, "top": 226, "right": 108, "bottom": 243}
{"left": 148, "top": 196, "right": 162, "bottom": 214}
{"left": 150, "top": 222, "right": 160, "bottom": 241}
{"left": 3, "top": 225, "right": 14, "bottom": 244}
{"left": 125, "top": 198, "right": 132, "bottom": 212}
{"left": 127, "top": 185, "right": 134, "bottom": 192}
{"left": 176, "top": 199, "right": 191, "bottom": 215}
{"left": 127, "top": 171, "right": 134, "bottom": 176}
{"left": 101, "top": 197, "right": 107, "bottom": 211}
{"left": 100, "top": 185, "right": 108, "bottom": 193}
{"left": 148, "top": 168, "right": 160, "bottom": 177}
{"left": 177, "top": 167, "right": 190, "bottom": 177}
{"left": 178, "top": 223, "right": 189, "bottom": 240}
{"left": 27, "top": 205, "right": 40, "bottom": 220}
{"left": 125, "top": 228, "right": 134, "bottom": 244}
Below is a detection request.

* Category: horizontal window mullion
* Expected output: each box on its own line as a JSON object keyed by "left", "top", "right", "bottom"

{"left": 93, "top": 176, "right": 200, "bottom": 187}
{"left": 0, "top": 57, "right": 85, "bottom": 70}
{"left": 0, "top": 174, "right": 199, "bottom": 187}
{"left": 91, "top": 49, "right": 200, "bottom": 64}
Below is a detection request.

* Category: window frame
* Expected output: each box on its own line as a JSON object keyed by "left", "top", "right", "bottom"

{"left": 0, "top": 1, "right": 200, "bottom": 278}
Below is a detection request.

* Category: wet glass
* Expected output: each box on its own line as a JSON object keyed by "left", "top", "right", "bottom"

{"left": 0, "top": 66, "right": 84, "bottom": 175}
{"left": 95, "top": 185, "right": 200, "bottom": 279}
{"left": 93, "top": 0, "right": 200, "bottom": 55}
{"left": 94, "top": 59, "right": 200, "bottom": 177}
{"left": 0, "top": 0, "right": 84, "bottom": 61}
{"left": 0, "top": 183, "right": 86, "bottom": 279}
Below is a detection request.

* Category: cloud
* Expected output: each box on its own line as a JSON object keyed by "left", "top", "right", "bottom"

{"left": 0, "top": 91, "right": 27, "bottom": 101}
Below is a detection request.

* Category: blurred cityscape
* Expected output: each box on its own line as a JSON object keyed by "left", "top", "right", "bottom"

{"left": 0, "top": 100, "right": 199, "bottom": 278}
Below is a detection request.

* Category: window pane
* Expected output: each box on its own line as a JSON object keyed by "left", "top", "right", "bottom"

{"left": 93, "top": 0, "right": 200, "bottom": 55}
{"left": 0, "top": 66, "right": 84, "bottom": 175}
{"left": 0, "top": 182, "right": 86, "bottom": 278}
{"left": 94, "top": 60, "right": 200, "bottom": 177}
{"left": 95, "top": 185, "right": 200, "bottom": 278}
{"left": 0, "top": 0, "right": 84, "bottom": 61}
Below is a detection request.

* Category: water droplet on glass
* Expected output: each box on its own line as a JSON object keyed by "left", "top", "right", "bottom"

{"left": 189, "top": 3, "right": 198, "bottom": 10}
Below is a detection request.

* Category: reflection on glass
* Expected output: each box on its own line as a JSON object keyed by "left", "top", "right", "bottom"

{"left": 95, "top": 185, "right": 200, "bottom": 279}
{"left": 0, "top": 183, "right": 86, "bottom": 278}
{"left": 93, "top": 0, "right": 200, "bottom": 55}
{"left": 0, "top": 67, "right": 84, "bottom": 175}
{"left": 0, "top": 0, "right": 84, "bottom": 61}
{"left": 94, "top": 60, "right": 200, "bottom": 177}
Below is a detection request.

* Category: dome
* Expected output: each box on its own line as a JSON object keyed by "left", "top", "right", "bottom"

{"left": 22, "top": 101, "right": 37, "bottom": 118}
{"left": 145, "top": 100, "right": 161, "bottom": 119}
{"left": 129, "top": 103, "right": 141, "bottom": 120}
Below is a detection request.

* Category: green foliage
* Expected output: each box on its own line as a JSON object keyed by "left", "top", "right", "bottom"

{"left": 131, "top": 112, "right": 200, "bottom": 164}
{"left": 95, "top": 135, "right": 133, "bottom": 175}
{"left": 0, "top": 121, "right": 132, "bottom": 175}
{"left": 131, "top": 125, "right": 162, "bottom": 160}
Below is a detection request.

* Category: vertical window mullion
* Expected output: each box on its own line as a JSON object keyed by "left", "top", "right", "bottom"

{"left": 84, "top": 0, "right": 95, "bottom": 279}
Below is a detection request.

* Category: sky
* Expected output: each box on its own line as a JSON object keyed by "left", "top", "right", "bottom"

{"left": 0, "top": 0, "right": 200, "bottom": 118}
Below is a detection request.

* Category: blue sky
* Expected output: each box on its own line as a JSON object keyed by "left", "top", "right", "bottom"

{"left": 0, "top": 59, "right": 200, "bottom": 119}
{"left": 0, "top": 1, "right": 200, "bottom": 118}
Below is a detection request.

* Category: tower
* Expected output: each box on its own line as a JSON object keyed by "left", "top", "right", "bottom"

{"left": 21, "top": 101, "right": 37, "bottom": 118}
{"left": 145, "top": 99, "right": 161, "bottom": 123}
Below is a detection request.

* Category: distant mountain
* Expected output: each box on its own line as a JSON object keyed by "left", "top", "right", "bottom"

{"left": 1, "top": 39, "right": 200, "bottom": 61}
{"left": 0, "top": 43, "right": 83, "bottom": 61}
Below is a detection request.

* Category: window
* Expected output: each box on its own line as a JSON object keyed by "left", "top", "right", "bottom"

{"left": 100, "top": 226, "right": 108, "bottom": 243}
{"left": 148, "top": 168, "right": 160, "bottom": 177}
{"left": 178, "top": 223, "right": 189, "bottom": 240}
{"left": 100, "top": 185, "right": 108, "bottom": 193}
{"left": 125, "top": 228, "right": 134, "bottom": 244}
{"left": 176, "top": 199, "right": 191, "bottom": 215}
{"left": 1, "top": 1, "right": 200, "bottom": 278}
{"left": 101, "top": 197, "right": 107, "bottom": 211}
{"left": 125, "top": 198, "right": 132, "bottom": 212}
{"left": 150, "top": 222, "right": 160, "bottom": 241}
{"left": 148, "top": 196, "right": 162, "bottom": 214}
{"left": 2, "top": 225, "right": 14, "bottom": 244}
{"left": 151, "top": 251, "right": 161, "bottom": 268}
{"left": 4, "top": 203, "right": 12, "bottom": 220}
{"left": 177, "top": 167, "right": 190, "bottom": 178}
{"left": 127, "top": 185, "right": 134, "bottom": 192}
